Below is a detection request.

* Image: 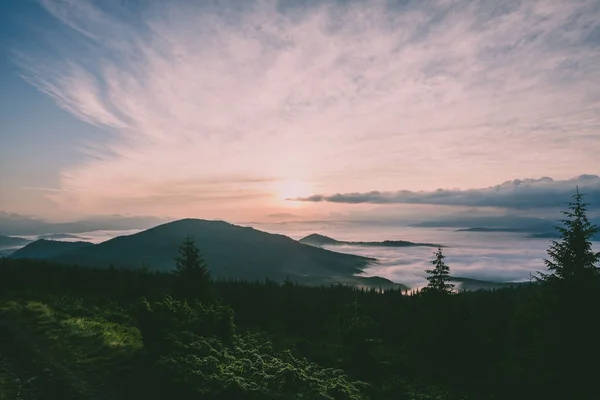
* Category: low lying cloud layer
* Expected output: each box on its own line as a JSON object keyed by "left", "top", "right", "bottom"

{"left": 292, "top": 175, "right": 600, "bottom": 209}
{"left": 249, "top": 220, "right": 583, "bottom": 288}
{"left": 14, "top": 0, "right": 600, "bottom": 217}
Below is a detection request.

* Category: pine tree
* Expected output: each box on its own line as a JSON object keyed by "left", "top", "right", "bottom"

{"left": 172, "top": 235, "right": 212, "bottom": 300}
{"left": 424, "top": 246, "right": 454, "bottom": 294}
{"left": 540, "top": 187, "right": 600, "bottom": 283}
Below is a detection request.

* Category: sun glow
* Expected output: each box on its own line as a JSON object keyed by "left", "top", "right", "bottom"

{"left": 275, "top": 180, "right": 313, "bottom": 203}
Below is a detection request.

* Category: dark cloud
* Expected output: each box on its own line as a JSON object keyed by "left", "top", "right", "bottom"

{"left": 0, "top": 212, "right": 169, "bottom": 236}
{"left": 291, "top": 175, "right": 600, "bottom": 209}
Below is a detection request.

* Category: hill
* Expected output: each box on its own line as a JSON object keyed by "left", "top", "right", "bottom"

{"left": 10, "top": 240, "right": 94, "bottom": 259}
{"left": 0, "top": 235, "right": 31, "bottom": 249}
{"left": 299, "top": 233, "right": 440, "bottom": 248}
{"left": 38, "top": 219, "right": 383, "bottom": 287}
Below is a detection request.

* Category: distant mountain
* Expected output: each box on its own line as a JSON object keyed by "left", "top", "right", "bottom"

{"left": 38, "top": 233, "right": 86, "bottom": 240}
{"left": 10, "top": 240, "right": 94, "bottom": 259}
{"left": 455, "top": 227, "right": 527, "bottom": 233}
{"left": 411, "top": 215, "right": 600, "bottom": 236}
{"left": 528, "top": 232, "right": 560, "bottom": 239}
{"left": 28, "top": 219, "right": 385, "bottom": 287}
{"left": 299, "top": 233, "right": 440, "bottom": 248}
{"left": 450, "top": 276, "right": 530, "bottom": 291}
{"left": 409, "top": 216, "right": 556, "bottom": 231}
{"left": 0, "top": 235, "right": 31, "bottom": 249}
{"left": 0, "top": 248, "right": 19, "bottom": 257}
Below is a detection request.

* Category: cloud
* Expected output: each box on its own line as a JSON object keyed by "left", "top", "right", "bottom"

{"left": 14, "top": 0, "right": 600, "bottom": 216}
{"left": 22, "top": 187, "right": 66, "bottom": 193}
{"left": 292, "top": 174, "right": 600, "bottom": 209}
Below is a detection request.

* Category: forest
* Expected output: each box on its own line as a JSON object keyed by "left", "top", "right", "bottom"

{"left": 0, "top": 190, "right": 599, "bottom": 400}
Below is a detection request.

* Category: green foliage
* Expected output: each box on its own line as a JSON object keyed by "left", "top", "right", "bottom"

{"left": 424, "top": 247, "right": 454, "bottom": 294}
{"left": 136, "top": 296, "right": 367, "bottom": 399}
{"left": 540, "top": 188, "right": 600, "bottom": 284}
{"left": 154, "top": 332, "right": 369, "bottom": 399}
{"left": 136, "top": 296, "right": 235, "bottom": 350}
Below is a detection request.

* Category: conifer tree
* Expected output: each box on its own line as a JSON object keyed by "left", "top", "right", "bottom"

{"left": 540, "top": 187, "right": 600, "bottom": 283}
{"left": 424, "top": 246, "right": 454, "bottom": 294}
{"left": 173, "top": 235, "right": 212, "bottom": 300}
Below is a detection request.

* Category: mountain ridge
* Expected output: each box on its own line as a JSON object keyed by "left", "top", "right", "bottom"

{"left": 10, "top": 240, "right": 94, "bottom": 259}
{"left": 0, "top": 235, "right": 31, "bottom": 249}
{"left": 13, "top": 219, "right": 396, "bottom": 288}
{"left": 299, "top": 233, "right": 441, "bottom": 248}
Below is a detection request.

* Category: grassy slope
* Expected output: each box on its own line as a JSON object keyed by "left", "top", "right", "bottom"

{"left": 0, "top": 297, "right": 143, "bottom": 400}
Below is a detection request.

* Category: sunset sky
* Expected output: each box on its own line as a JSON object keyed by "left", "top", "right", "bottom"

{"left": 1, "top": 0, "right": 599, "bottom": 225}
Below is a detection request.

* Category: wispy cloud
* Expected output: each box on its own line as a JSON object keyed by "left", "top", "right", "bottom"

{"left": 15, "top": 0, "right": 600, "bottom": 217}
{"left": 22, "top": 187, "right": 67, "bottom": 192}
{"left": 291, "top": 174, "right": 600, "bottom": 208}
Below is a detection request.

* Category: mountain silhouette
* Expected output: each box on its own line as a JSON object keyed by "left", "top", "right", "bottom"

{"left": 15, "top": 219, "right": 396, "bottom": 287}
{"left": 10, "top": 239, "right": 94, "bottom": 259}
{"left": 299, "top": 233, "right": 440, "bottom": 248}
{"left": 455, "top": 227, "right": 527, "bottom": 233}
{"left": 0, "top": 234, "right": 31, "bottom": 249}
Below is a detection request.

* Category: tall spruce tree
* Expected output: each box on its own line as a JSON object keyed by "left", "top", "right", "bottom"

{"left": 540, "top": 187, "right": 600, "bottom": 283}
{"left": 173, "top": 235, "right": 212, "bottom": 300}
{"left": 424, "top": 246, "right": 454, "bottom": 294}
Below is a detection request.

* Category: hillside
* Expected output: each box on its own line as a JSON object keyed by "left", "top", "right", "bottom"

{"left": 10, "top": 240, "right": 94, "bottom": 259}
{"left": 41, "top": 219, "right": 382, "bottom": 286}
{"left": 299, "top": 233, "right": 440, "bottom": 248}
{"left": 0, "top": 235, "right": 31, "bottom": 249}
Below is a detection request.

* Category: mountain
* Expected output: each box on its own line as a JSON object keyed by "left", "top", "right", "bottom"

{"left": 455, "top": 227, "right": 528, "bottom": 233}
{"left": 409, "top": 216, "right": 556, "bottom": 231}
{"left": 0, "top": 248, "right": 19, "bottom": 257}
{"left": 30, "top": 219, "right": 385, "bottom": 287}
{"left": 411, "top": 215, "right": 600, "bottom": 235}
{"left": 0, "top": 234, "right": 31, "bottom": 249}
{"left": 528, "top": 232, "right": 560, "bottom": 239}
{"left": 299, "top": 233, "right": 440, "bottom": 248}
{"left": 10, "top": 240, "right": 94, "bottom": 259}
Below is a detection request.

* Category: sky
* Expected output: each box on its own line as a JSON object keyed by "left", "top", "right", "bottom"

{"left": 1, "top": 0, "right": 600, "bottom": 227}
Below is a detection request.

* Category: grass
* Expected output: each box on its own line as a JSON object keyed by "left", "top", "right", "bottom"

{"left": 0, "top": 295, "right": 143, "bottom": 399}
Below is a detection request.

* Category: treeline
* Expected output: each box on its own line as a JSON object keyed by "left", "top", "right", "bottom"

{"left": 1, "top": 261, "right": 599, "bottom": 398}
{"left": 0, "top": 189, "right": 598, "bottom": 399}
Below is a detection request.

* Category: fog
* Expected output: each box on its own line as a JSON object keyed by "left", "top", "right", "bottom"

{"left": 249, "top": 221, "right": 600, "bottom": 289}
{"left": 19, "top": 229, "right": 144, "bottom": 245}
